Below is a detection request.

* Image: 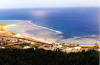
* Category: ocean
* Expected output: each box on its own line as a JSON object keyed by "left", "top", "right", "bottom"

{"left": 0, "top": 7, "right": 99, "bottom": 45}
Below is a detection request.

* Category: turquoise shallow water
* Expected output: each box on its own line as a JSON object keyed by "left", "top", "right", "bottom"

{"left": 0, "top": 20, "right": 27, "bottom": 24}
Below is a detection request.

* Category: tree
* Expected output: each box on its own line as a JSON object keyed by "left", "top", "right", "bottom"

{"left": 94, "top": 42, "right": 99, "bottom": 49}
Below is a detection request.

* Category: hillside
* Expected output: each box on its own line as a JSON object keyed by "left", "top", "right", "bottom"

{"left": 0, "top": 48, "right": 99, "bottom": 65}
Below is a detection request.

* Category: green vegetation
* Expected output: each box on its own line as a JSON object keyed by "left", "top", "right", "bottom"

{"left": 0, "top": 48, "right": 99, "bottom": 65}
{"left": 19, "top": 43, "right": 31, "bottom": 47}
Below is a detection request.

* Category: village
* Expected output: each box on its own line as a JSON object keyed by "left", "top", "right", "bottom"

{"left": 0, "top": 35, "right": 99, "bottom": 53}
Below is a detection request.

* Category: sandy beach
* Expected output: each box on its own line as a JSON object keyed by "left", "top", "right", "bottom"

{"left": 0, "top": 24, "right": 17, "bottom": 36}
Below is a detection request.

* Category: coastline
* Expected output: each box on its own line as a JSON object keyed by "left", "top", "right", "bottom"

{"left": 0, "top": 24, "right": 17, "bottom": 36}
{"left": 0, "top": 23, "right": 100, "bottom": 53}
{"left": 1, "top": 22, "right": 100, "bottom": 45}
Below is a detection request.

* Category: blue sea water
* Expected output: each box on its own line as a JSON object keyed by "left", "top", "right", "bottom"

{"left": 0, "top": 7, "right": 99, "bottom": 38}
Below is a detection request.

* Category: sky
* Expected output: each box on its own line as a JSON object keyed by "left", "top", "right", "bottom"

{"left": 0, "top": 0, "right": 100, "bottom": 9}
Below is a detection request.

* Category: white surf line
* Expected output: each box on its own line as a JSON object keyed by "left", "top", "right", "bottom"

{"left": 27, "top": 21, "right": 63, "bottom": 34}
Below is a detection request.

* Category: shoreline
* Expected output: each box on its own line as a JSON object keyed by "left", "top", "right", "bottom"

{"left": 0, "top": 23, "right": 100, "bottom": 45}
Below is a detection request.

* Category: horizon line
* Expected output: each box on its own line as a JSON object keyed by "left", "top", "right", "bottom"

{"left": 0, "top": 6, "right": 99, "bottom": 9}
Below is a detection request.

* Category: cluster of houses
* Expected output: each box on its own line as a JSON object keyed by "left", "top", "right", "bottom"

{"left": 37, "top": 43, "right": 96, "bottom": 52}
{"left": 0, "top": 36, "right": 99, "bottom": 52}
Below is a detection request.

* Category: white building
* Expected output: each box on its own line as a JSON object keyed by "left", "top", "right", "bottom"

{"left": 23, "top": 46, "right": 31, "bottom": 49}
{"left": 73, "top": 47, "right": 81, "bottom": 50}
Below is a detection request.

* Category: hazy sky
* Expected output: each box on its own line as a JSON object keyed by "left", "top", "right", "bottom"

{"left": 0, "top": 0, "right": 100, "bottom": 8}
